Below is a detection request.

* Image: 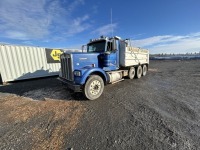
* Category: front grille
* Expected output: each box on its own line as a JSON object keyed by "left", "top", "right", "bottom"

{"left": 60, "top": 54, "right": 73, "bottom": 81}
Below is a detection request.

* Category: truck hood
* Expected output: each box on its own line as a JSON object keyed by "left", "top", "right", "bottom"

{"left": 71, "top": 52, "right": 100, "bottom": 70}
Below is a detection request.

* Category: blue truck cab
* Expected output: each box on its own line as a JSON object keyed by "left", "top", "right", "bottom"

{"left": 58, "top": 36, "right": 149, "bottom": 100}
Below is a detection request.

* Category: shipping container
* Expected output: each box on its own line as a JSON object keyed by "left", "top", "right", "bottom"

{"left": 0, "top": 44, "right": 80, "bottom": 83}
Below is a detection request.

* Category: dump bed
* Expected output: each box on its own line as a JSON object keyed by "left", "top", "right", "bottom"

{"left": 119, "top": 46, "right": 149, "bottom": 67}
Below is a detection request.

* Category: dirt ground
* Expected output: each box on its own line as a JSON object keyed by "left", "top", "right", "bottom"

{"left": 0, "top": 60, "right": 200, "bottom": 150}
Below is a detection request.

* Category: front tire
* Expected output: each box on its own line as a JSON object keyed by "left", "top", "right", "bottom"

{"left": 84, "top": 75, "right": 104, "bottom": 100}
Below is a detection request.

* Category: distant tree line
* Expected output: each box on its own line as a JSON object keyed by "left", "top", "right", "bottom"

{"left": 150, "top": 52, "right": 200, "bottom": 57}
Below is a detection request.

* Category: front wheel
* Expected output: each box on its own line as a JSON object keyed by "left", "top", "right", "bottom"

{"left": 84, "top": 75, "right": 104, "bottom": 100}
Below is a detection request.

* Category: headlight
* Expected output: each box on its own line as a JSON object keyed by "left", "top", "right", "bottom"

{"left": 74, "top": 71, "right": 81, "bottom": 76}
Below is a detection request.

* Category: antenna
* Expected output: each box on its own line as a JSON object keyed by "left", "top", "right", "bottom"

{"left": 111, "top": 8, "right": 113, "bottom": 37}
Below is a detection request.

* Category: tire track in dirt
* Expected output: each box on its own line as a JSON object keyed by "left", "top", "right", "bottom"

{"left": 0, "top": 94, "right": 85, "bottom": 150}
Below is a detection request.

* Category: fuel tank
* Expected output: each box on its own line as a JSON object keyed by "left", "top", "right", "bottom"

{"left": 106, "top": 71, "right": 122, "bottom": 83}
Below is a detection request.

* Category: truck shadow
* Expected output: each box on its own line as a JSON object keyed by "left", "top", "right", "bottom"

{"left": 0, "top": 76, "right": 87, "bottom": 101}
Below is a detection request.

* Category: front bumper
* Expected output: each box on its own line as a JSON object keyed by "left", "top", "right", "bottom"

{"left": 57, "top": 77, "right": 82, "bottom": 92}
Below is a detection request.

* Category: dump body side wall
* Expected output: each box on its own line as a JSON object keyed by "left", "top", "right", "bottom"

{"left": 119, "top": 46, "right": 149, "bottom": 67}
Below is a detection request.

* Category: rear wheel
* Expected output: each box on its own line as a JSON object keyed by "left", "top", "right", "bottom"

{"left": 136, "top": 66, "right": 142, "bottom": 78}
{"left": 84, "top": 75, "right": 104, "bottom": 100}
{"left": 128, "top": 67, "right": 135, "bottom": 79}
{"left": 142, "top": 65, "right": 147, "bottom": 76}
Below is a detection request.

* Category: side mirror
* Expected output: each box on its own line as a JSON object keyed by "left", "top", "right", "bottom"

{"left": 82, "top": 45, "right": 87, "bottom": 53}
{"left": 112, "top": 39, "right": 117, "bottom": 51}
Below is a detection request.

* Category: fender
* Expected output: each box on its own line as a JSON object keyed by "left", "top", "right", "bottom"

{"left": 80, "top": 67, "right": 107, "bottom": 85}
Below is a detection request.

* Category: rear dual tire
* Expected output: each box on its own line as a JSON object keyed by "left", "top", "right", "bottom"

{"left": 136, "top": 66, "right": 142, "bottom": 78}
{"left": 129, "top": 65, "right": 147, "bottom": 79}
{"left": 142, "top": 65, "right": 147, "bottom": 76}
{"left": 128, "top": 67, "right": 135, "bottom": 79}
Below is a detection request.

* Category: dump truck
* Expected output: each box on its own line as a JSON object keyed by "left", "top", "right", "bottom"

{"left": 58, "top": 36, "right": 149, "bottom": 100}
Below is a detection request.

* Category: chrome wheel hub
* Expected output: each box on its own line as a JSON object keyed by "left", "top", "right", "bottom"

{"left": 89, "top": 80, "right": 101, "bottom": 95}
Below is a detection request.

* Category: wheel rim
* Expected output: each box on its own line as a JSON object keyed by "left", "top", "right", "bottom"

{"left": 137, "top": 66, "right": 142, "bottom": 78}
{"left": 130, "top": 70, "right": 135, "bottom": 78}
{"left": 139, "top": 68, "right": 142, "bottom": 74}
{"left": 143, "top": 66, "right": 147, "bottom": 75}
{"left": 131, "top": 70, "right": 135, "bottom": 76}
{"left": 89, "top": 80, "right": 101, "bottom": 95}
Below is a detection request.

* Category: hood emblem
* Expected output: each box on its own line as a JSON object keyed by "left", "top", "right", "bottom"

{"left": 79, "top": 58, "right": 87, "bottom": 60}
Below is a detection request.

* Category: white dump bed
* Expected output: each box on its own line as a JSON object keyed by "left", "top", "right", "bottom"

{"left": 119, "top": 47, "right": 149, "bottom": 67}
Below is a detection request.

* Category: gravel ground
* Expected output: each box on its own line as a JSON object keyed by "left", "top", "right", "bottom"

{"left": 0, "top": 60, "right": 200, "bottom": 150}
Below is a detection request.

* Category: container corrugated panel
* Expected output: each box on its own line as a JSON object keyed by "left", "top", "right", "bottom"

{"left": 0, "top": 45, "right": 64, "bottom": 82}
{"left": 119, "top": 46, "right": 149, "bottom": 67}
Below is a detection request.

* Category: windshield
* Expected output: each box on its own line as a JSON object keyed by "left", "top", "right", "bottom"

{"left": 87, "top": 41, "right": 106, "bottom": 53}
